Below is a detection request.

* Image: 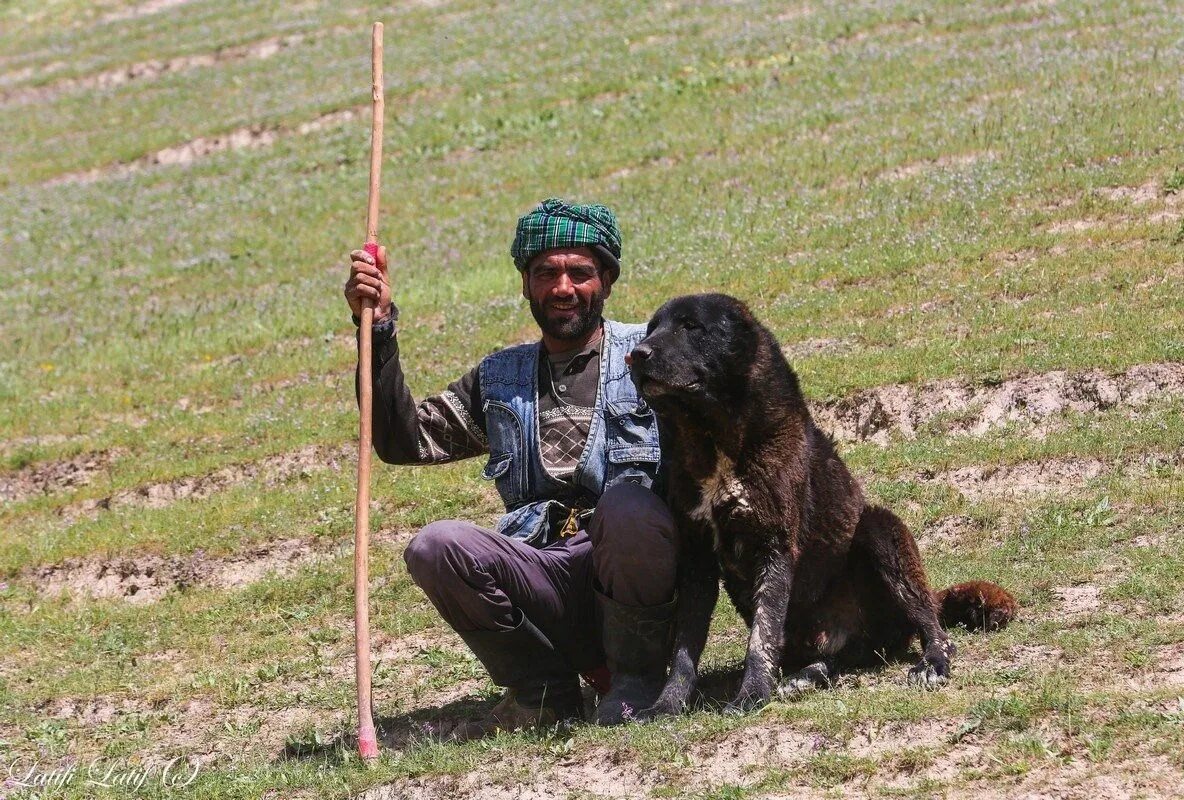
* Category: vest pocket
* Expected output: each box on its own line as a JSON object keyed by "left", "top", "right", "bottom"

{"left": 604, "top": 401, "right": 660, "bottom": 490}
{"left": 481, "top": 401, "right": 526, "bottom": 506}
{"left": 605, "top": 445, "right": 661, "bottom": 489}
{"left": 607, "top": 445, "right": 661, "bottom": 464}
{"left": 605, "top": 401, "right": 658, "bottom": 448}
{"left": 482, "top": 453, "right": 512, "bottom": 480}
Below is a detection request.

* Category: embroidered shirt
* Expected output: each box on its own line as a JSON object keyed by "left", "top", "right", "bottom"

{"left": 359, "top": 315, "right": 602, "bottom": 486}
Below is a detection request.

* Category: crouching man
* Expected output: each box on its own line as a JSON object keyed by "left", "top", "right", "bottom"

{"left": 344, "top": 199, "right": 675, "bottom": 739}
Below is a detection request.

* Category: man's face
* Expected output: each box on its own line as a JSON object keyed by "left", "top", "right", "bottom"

{"left": 521, "top": 247, "right": 612, "bottom": 342}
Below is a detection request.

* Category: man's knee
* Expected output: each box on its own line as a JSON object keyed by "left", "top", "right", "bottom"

{"left": 403, "top": 520, "right": 469, "bottom": 586}
{"left": 590, "top": 482, "right": 676, "bottom": 550}
{"left": 589, "top": 483, "right": 677, "bottom": 606}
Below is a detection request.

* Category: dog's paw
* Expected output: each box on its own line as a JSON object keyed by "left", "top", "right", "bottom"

{"left": 777, "top": 661, "right": 832, "bottom": 700}
{"left": 636, "top": 693, "right": 687, "bottom": 722}
{"left": 639, "top": 686, "right": 691, "bottom": 719}
{"left": 907, "top": 657, "right": 950, "bottom": 691}
{"left": 909, "top": 638, "right": 954, "bottom": 690}
{"left": 778, "top": 673, "right": 825, "bottom": 699}
{"left": 723, "top": 685, "right": 772, "bottom": 716}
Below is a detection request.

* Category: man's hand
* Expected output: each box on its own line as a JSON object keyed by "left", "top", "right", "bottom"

{"left": 344, "top": 246, "right": 393, "bottom": 323}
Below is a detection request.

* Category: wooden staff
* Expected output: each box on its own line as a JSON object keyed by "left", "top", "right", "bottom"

{"left": 355, "top": 20, "right": 383, "bottom": 763}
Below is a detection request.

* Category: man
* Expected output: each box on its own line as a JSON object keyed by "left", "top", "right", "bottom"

{"left": 344, "top": 199, "right": 676, "bottom": 738}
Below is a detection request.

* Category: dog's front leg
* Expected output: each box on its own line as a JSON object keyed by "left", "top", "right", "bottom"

{"left": 725, "top": 546, "right": 793, "bottom": 714}
{"left": 639, "top": 537, "right": 719, "bottom": 719}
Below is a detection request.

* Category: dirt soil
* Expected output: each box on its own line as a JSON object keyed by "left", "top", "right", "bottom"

{"left": 64, "top": 442, "right": 352, "bottom": 518}
{"left": 916, "top": 514, "right": 982, "bottom": 549}
{"left": 1053, "top": 584, "right": 1102, "bottom": 616}
{"left": 0, "top": 30, "right": 347, "bottom": 106}
{"left": 27, "top": 537, "right": 348, "bottom": 604}
{"left": 359, "top": 716, "right": 1137, "bottom": 800}
{"left": 0, "top": 449, "right": 121, "bottom": 503}
{"left": 46, "top": 107, "right": 363, "bottom": 185}
{"left": 24, "top": 523, "right": 414, "bottom": 603}
{"left": 916, "top": 450, "right": 1181, "bottom": 500}
{"left": 356, "top": 731, "right": 1182, "bottom": 800}
{"left": 812, "top": 362, "right": 1184, "bottom": 444}
{"left": 99, "top": 0, "right": 193, "bottom": 23}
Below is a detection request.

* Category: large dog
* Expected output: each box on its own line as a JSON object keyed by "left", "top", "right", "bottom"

{"left": 627, "top": 293, "right": 1016, "bottom": 715}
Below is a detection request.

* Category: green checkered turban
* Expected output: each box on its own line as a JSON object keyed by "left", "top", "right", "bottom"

{"left": 511, "top": 198, "right": 622, "bottom": 281}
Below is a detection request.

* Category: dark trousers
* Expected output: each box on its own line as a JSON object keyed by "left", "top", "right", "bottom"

{"left": 403, "top": 482, "right": 677, "bottom": 674}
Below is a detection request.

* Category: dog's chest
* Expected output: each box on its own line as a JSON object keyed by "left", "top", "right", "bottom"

{"left": 689, "top": 452, "right": 754, "bottom": 534}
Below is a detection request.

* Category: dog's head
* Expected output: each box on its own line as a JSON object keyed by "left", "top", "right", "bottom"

{"left": 628, "top": 293, "right": 760, "bottom": 411}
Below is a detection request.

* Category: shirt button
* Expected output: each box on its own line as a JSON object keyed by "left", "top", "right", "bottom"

{"left": 558, "top": 384, "right": 567, "bottom": 393}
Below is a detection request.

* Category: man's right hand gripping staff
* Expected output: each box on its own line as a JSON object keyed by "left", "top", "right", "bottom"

{"left": 344, "top": 246, "right": 489, "bottom": 466}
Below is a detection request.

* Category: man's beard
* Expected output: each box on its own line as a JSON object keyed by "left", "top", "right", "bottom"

{"left": 529, "top": 291, "right": 605, "bottom": 342}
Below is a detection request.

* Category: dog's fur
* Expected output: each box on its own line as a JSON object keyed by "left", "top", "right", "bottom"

{"left": 628, "top": 293, "right": 1017, "bottom": 714}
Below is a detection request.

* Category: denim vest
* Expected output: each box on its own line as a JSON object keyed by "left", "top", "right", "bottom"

{"left": 478, "top": 319, "right": 661, "bottom": 546}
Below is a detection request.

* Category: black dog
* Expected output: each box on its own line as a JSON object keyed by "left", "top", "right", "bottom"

{"left": 627, "top": 293, "right": 1016, "bottom": 715}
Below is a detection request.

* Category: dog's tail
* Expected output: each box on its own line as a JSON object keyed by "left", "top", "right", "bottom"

{"left": 934, "top": 580, "right": 1017, "bottom": 632}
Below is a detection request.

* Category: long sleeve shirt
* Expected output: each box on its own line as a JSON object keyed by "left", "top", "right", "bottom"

{"left": 358, "top": 314, "right": 487, "bottom": 465}
{"left": 356, "top": 313, "right": 603, "bottom": 484}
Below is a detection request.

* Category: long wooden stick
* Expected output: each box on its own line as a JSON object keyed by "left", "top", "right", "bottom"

{"left": 355, "top": 20, "right": 383, "bottom": 763}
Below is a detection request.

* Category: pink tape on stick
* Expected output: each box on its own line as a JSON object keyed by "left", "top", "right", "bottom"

{"left": 358, "top": 721, "right": 379, "bottom": 760}
{"left": 364, "top": 242, "right": 379, "bottom": 260}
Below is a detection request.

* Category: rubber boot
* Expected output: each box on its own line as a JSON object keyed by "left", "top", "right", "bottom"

{"left": 594, "top": 591, "right": 676, "bottom": 725}
{"left": 452, "top": 614, "right": 584, "bottom": 741}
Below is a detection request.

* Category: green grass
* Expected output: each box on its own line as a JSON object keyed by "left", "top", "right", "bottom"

{"left": 2, "top": 0, "right": 1183, "bottom": 797}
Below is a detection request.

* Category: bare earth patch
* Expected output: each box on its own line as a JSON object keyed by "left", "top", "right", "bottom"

{"left": 28, "top": 536, "right": 345, "bottom": 604}
{"left": 64, "top": 442, "right": 352, "bottom": 518}
{"left": 1044, "top": 179, "right": 1183, "bottom": 233}
{"left": 921, "top": 457, "right": 1104, "bottom": 499}
{"left": 1137, "top": 642, "right": 1184, "bottom": 688}
{"left": 0, "top": 31, "right": 345, "bottom": 106}
{"left": 38, "top": 689, "right": 311, "bottom": 768}
{"left": 361, "top": 749, "right": 663, "bottom": 800}
{"left": 46, "top": 695, "right": 144, "bottom": 726}
{"left": 915, "top": 450, "right": 1181, "bottom": 500}
{"left": 1095, "top": 179, "right": 1162, "bottom": 204}
{"left": 46, "top": 107, "right": 364, "bottom": 186}
{"left": 1001, "top": 644, "right": 1065, "bottom": 672}
{"left": 0, "top": 450, "right": 120, "bottom": 503}
{"left": 782, "top": 337, "right": 855, "bottom": 360}
{"left": 1047, "top": 218, "right": 1105, "bottom": 234}
{"left": 358, "top": 718, "right": 980, "bottom": 799}
{"left": 916, "top": 514, "right": 983, "bottom": 549}
{"left": 777, "top": 4, "right": 814, "bottom": 22}
{"left": 687, "top": 723, "right": 824, "bottom": 788}
{"left": 114, "top": 694, "right": 313, "bottom": 768}
{"left": 879, "top": 150, "right": 991, "bottom": 182}
{"left": 812, "top": 362, "right": 1184, "bottom": 444}
{"left": 100, "top": 0, "right": 193, "bottom": 24}
{"left": 952, "top": 754, "right": 1183, "bottom": 800}
{"left": 1053, "top": 584, "right": 1102, "bottom": 616}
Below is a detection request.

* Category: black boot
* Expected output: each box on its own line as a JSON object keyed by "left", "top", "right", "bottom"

{"left": 595, "top": 591, "right": 676, "bottom": 725}
{"left": 452, "top": 614, "right": 584, "bottom": 741}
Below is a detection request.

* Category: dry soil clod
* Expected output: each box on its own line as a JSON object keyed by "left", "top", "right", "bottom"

{"left": 915, "top": 450, "right": 1181, "bottom": 500}
{"left": 64, "top": 442, "right": 352, "bottom": 518}
{"left": 0, "top": 31, "right": 337, "bottom": 106}
{"left": 29, "top": 537, "right": 342, "bottom": 604}
{"left": 46, "top": 108, "right": 364, "bottom": 186}
{"left": 812, "top": 362, "right": 1184, "bottom": 445}
{"left": 99, "top": 0, "right": 194, "bottom": 23}
{"left": 0, "top": 450, "right": 119, "bottom": 504}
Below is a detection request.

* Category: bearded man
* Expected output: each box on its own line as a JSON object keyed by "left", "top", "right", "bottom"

{"left": 344, "top": 199, "right": 676, "bottom": 739}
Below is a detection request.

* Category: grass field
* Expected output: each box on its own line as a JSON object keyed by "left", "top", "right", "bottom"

{"left": 1, "top": 0, "right": 1183, "bottom": 797}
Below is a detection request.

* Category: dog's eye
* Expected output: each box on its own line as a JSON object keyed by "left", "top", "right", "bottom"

{"left": 681, "top": 319, "right": 700, "bottom": 331}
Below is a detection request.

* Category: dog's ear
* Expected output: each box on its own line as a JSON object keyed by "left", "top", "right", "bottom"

{"left": 720, "top": 300, "right": 760, "bottom": 362}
